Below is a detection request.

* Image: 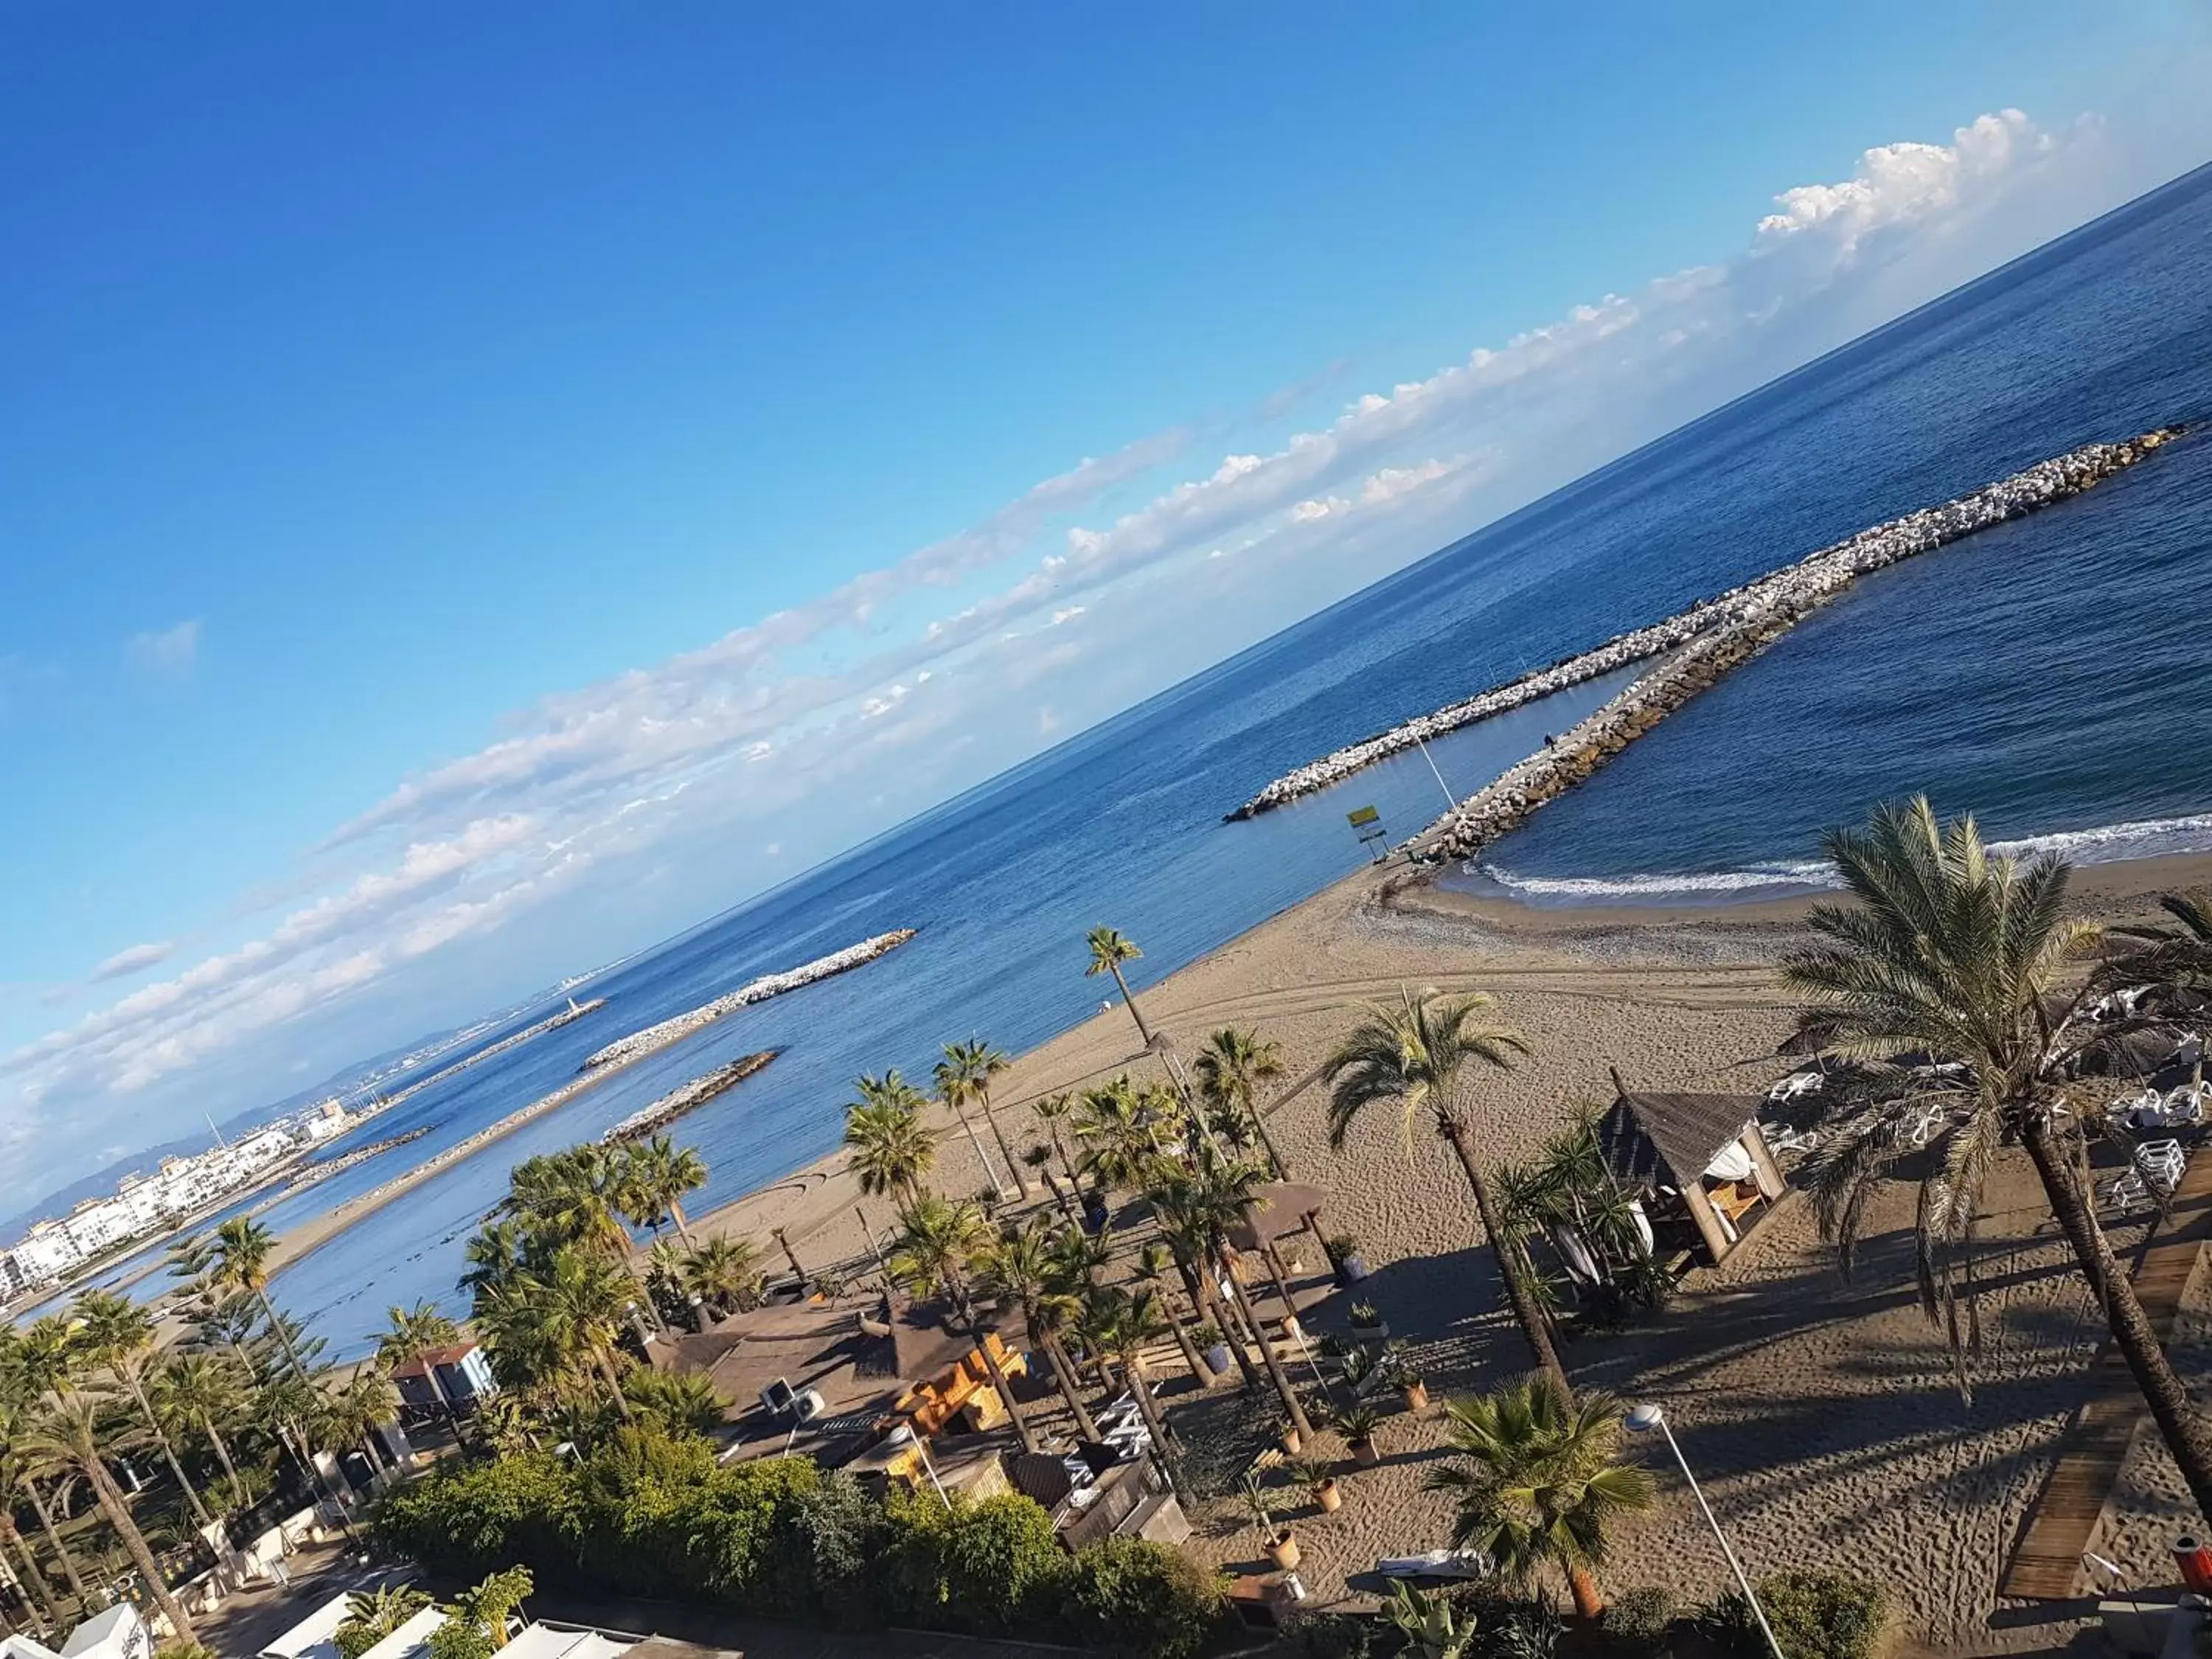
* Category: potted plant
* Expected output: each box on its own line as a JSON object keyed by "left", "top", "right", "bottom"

{"left": 1242, "top": 1472, "right": 1300, "bottom": 1571}
{"left": 1334, "top": 1402, "right": 1383, "bottom": 1466}
{"left": 1349, "top": 1299, "right": 1388, "bottom": 1342}
{"left": 1329, "top": 1232, "right": 1371, "bottom": 1285}
{"left": 1338, "top": 1343, "right": 1382, "bottom": 1397}
{"left": 1285, "top": 1453, "right": 1343, "bottom": 1514}
{"left": 1278, "top": 1413, "right": 1305, "bottom": 1456}
{"left": 1382, "top": 1342, "right": 1429, "bottom": 1412}
{"left": 1195, "top": 1322, "right": 1233, "bottom": 1380}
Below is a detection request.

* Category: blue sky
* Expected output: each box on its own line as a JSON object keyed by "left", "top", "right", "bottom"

{"left": 5, "top": 1, "right": 2211, "bottom": 1197}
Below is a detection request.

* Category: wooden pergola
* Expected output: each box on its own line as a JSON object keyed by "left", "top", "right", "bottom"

{"left": 1595, "top": 1083, "right": 1786, "bottom": 1267}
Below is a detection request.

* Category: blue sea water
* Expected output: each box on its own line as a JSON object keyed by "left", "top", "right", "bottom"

{"left": 218, "top": 164, "right": 2212, "bottom": 1359}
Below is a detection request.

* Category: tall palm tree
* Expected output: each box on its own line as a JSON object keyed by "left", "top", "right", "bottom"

{"left": 461, "top": 1220, "right": 531, "bottom": 1301}
{"left": 1422, "top": 1380, "right": 1652, "bottom": 1618}
{"left": 20, "top": 1395, "right": 196, "bottom": 1644}
{"left": 1785, "top": 797, "right": 2212, "bottom": 1513}
{"left": 886, "top": 1195, "right": 1039, "bottom": 1453}
{"left": 207, "top": 1217, "right": 313, "bottom": 1383}
{"left": 0, "top": 1382, "right": 88, "bottom": 1610}
{"left": 0, "top": 1388, "right": 66, "bottom": 1633}
{"left": 929, "top": 1055, "right": 1011, "bottom": 1203}
{"left": 939, "top": 1040, "right": 1022, "bottom": 1200}
{"left": 1030, "top": 1092, "right": 1082, "bottom": 1186}
{"left": 1150, "top": 1153, "right": 1312, "bottom": 1440}
{"left": 1134, "top": 1242, "right": 1217, "bottom": 1388}
{"left": 321, "top": 1371, "right": 402, "bottom": 1478}
{"left": 377, "top": 1302, "right": 469, "bottom": 1445}
{"left": 620, "top": 1137, "right": 710, "bottom": 1245}
{"left": 1071, "top": 1078, "right": 1163, "bottom": 1194}
{"left": 1194, "top": 1027, "right": 1291, "bottom": 1177}
{"left": 1085, "top": 927, "right": 1155, "bottom": 1048}
{"left": 149, "top": 1353, "right": 252, "bottom": 1517}
{"left": 69, "top": 1292, "right": 217, "bottom": 1535}
{"left": 1077, "top": 1287, "right": 1175, "bottom": 1472}
{"left": 844, "top": 1080, "right": 937, "bottom": 1200}
{"left": 975, "top": 1217, "right": 1099, "bottom": 1439}
{"left": 1324, "top": 986, "right": 1565, "bottom": 1398}
{"left": 484, "top": 1248, "right": 633, "bottom": 1419}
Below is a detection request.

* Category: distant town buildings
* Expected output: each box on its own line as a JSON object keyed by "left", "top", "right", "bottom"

{"left": 0, "top": 1098, "right": 352, "bottom": 1300}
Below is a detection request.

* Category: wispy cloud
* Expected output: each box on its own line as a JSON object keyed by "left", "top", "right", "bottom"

{"left": 125, "top": 619, "right": 202, "bottom": 679}
{"left": 0, "top": 107, "right": 2157, "bottom": 1183}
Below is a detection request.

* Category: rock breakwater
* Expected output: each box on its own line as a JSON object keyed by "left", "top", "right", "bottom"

{"left": 580, "top": 929, "right": 918, "bottom": 1071}
{"left": 600, "top": 1051, "right": 779, "bottom": 1144}
{"left": 1230, "top": 428, "right": 2183, "bottom": 822}
{"left": 1393, "top": 428, "right": 2183, "bottom": 866}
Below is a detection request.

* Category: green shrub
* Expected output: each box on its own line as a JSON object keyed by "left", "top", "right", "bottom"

{"left": 686, "top": 1455, "right": 824, "bottom": 1613}
{"left": 1599, "top": 1585, "right": 1675, "bottom": 1649}
{"left": 1061, "top": 1536, "right": 1229, "bottom": 1659}
{"left": 373, "top": 1452, "right": 579, "bottom": 1580}
{"left": 1700, "top": 1573, "right": 1882, "bottom": 1659}
{"left": 883, "top": 1489, "right": 1071, "bottom": 1634}
{"left": 424, "top": 1623, "right": 493, "bottom": 1659}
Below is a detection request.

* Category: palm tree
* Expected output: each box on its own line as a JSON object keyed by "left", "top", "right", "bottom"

{"left": 1324, "top": 986, "right": 1565, "bottom": 1398}
{"left": 1784, "top": 797, "right": 2212, "bottom": 1513}
{"left": 1194, "top": 1027, "right": 1292, "bottom": 1177}
{"left": 20, "top": 1395, "right": 196, "bottom": 1644}
{"left": 886, "top": 1194, "right": 1039, "bottom": 1453}
{"left": 930, "top": 1057, "right": 1011, "bottom": 1203}
{"left": 844, "top": 1073, "right": 939, "bottom": 1200}
{"left": 207, "top": 1217, "right": 314, "bottom": 1384}
{"left": 69, "top": 1291, "right": 218, "bottom": 1537}
{"left": 1423, "top": 1380, "right": 1652, "bottom": 1618}
{"left": 1077, "top": 1287, "right": 1175, "bottom": 1472}
{"left": 377, "top": 1302, "right": 469, "bottom": 1445}
{"left": 1085, "top": 926, "right": 1155, "bottom": 1048}
{"left": 624, "top": 1369, "right": 728, "bottom": 1439}
{"left": 939, "top": 1040, "right": 1021, "bottom": 1200}
{"left": 461, "top": 1221, "right": 531, "bottom": 1301}
{"left": 150, "top": 1354, "right": 252, "bottom": 1516}
{"left": 681, "top": 1235, "right": 765, "bottom": 1319}
{"left": 1072, "top": 1077, "right": 1164, "bottom": 1194}
{"left": 975, "top": 1217, "right": 1099, "bottom": 1439}
{"left": 0, "top": 1385, "right": 88, "bottom": 1610}
{"left": 485, "top": 1248, "right": 633, "bottom": 1419}
{"left": 1134, "top": 1241, "right": 1217, "bottom": 1387}
{"left": 321, "top": 1371, "right": 402, "bottom": 1478}
{"left": 1150, "top": 1152, "right": 1312, "bottom": 1440}
{"left": 947, "top": 1035, "right": 1022, "bottom": 1203}
{"left": 632, "top": 1136, "right": 710, "bottom": 1245}
{"left": 1030, "top": 1092, "right": 1082, "bottom": 1186}
{"left": 0, "top": 1394, "right": 66, "bottom": 1633}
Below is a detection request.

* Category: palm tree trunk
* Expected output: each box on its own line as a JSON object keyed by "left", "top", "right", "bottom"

{"left": 88, "top": 1461, "right": 193, "bottom": 1646}
{"left": 1220, "top": 1245, "right": 1312, "bottom": 1440}
{"left": 1165, "top": 1313, "right": 1214, "bottom": 1387}
{"left": 965, "top": 1312, "right": 1040, "bottom": 1453}
{"left": 256, "top": 1290, "right": 311, "bottom": 1382}
{"left": 1444, "top": 1119, "right": 1573, "bottom": 1402}
{"left": 126, "top": 1372, "right": 215, "bottom": 1532}
{"left": 667, "top": 1200, "right": 694, "bottom": 1248}
{"left": 596, "top": 1351, "right": 635, "bottom": 1421}
{"left": 1050, "top": 1127, "right": 1079, "bottom": 1189}
{"left": 1, "top": 1518, "right": 60, "bottom": 1632}
{"left": 2023, "top": 1118, "right": 2212, "bottom": 1516}
{"left": 1251, "top": 1109, "right": 1292, "bottom": 1180}
{"left": 981, "top": 1100, "right": 1027, "bottom": 1200}
{"left": 950, "top": 1101, "right": 1011, "bottom": 1202}
{"left": 1116, "top": 1357, "right": 1176, "bottom": 1494}
{"left": 204, "top": 1422, "right": 249, "bottom": 1517}
{"left": 24, "top": 1481, "right": 87, "bottom": 1602}
{"left": 1108, "top": 964, "right": 1154, "bottom": 1048}
{"left": 1259, "top": 1241, "right": 1301, "bottom": 1325}
{"left": 1037, "top": 1164, "right": 1074, "bottom": 1220}
{"left": 425, "top": 1360, "right": 470, "bottom": 1447}
{"left": 1039, "top": 1330, "right": 1102, "bottom": 1440}
{"left": 1568, "top": 1565, "right": 1603, "bottom": 1620}
{"left": 1182, "top": 1254, "right": 1261, "bottom": 1388}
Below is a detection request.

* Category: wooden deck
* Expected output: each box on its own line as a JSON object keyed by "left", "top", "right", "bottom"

{"left": 2000, "top": 1147, "right": 2212, "bottom": 1599}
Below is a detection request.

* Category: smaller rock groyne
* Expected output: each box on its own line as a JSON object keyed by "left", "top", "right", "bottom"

{"left": 1398, "top": 428, "right": 2183, "bottom": 867}
{"left": 600, "top": 1051, "right": 779, "bottom": 1144}
{"left": 580, "top": 929, "right": 918, "bottom": 1072}
{"left": 1231, "top": 428, "right": 2182, "bottom": 822}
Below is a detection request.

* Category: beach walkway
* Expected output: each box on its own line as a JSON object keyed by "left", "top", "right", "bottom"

{"left": 2000, "top": 1147, "right": 2212, "bottom": 1600}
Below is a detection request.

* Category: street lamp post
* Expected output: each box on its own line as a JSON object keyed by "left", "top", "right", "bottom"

{"left": 1624, "top": 1403, "right": 1784, "bottom": 1659}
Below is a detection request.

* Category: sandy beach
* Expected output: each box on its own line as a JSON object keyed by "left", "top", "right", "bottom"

{"left": 260, "top": 839, "right": 2212, "bottom": 1641}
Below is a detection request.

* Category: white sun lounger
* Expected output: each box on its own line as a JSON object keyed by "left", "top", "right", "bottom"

{"left": 1376, "top": 1549, "right": 1491, "bottom": 1581}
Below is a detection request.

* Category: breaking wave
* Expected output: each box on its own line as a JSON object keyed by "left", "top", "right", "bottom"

{"left": 1464, "top": 813, "right": 2212, "bottom": 908}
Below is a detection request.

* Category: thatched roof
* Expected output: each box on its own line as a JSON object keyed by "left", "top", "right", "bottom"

{"left": 1597, "top": 1090, "right": 1764, "bottom": 1189}
{"left": 1228, "top": 1180, "right": 1328, "bottom": 1251}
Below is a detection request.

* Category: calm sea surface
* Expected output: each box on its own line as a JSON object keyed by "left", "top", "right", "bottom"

{"left": 115, "top": 166, "right": 2212, "bottom": 1359}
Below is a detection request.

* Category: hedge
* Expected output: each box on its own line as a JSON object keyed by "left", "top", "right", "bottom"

{"left": 373, "top": 1427, "right": 1227, "bottom": 1658}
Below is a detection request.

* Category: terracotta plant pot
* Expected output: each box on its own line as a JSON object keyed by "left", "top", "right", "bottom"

{"left": 1312, "top": 1479, "right": 1343, "bottom": 1514}
{"left": 1279, "top": 1426, "right": 1304, "bottom": 1456}
{"left": 1352, "top": 1435, "right": 1380, "bottom": 1467}
{"left": 1402, "top": 1381, "right": 1429, "bottom": 1412}
{"left": 1267, "top": 1530, "right": 1302, "bottom": 1571}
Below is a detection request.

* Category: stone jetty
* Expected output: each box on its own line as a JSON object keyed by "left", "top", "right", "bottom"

{"left": 580, "top": 929, "right": 918, "bottom": 1071}
{"left": 1228, "top": 427, "right": 2183, "bottom": 824}
{"left": 600, "top": 1051, "right": 779, "bottom": 1144}
{"left": 1392, "top": 427, "right": 2184, "bottom": 866}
